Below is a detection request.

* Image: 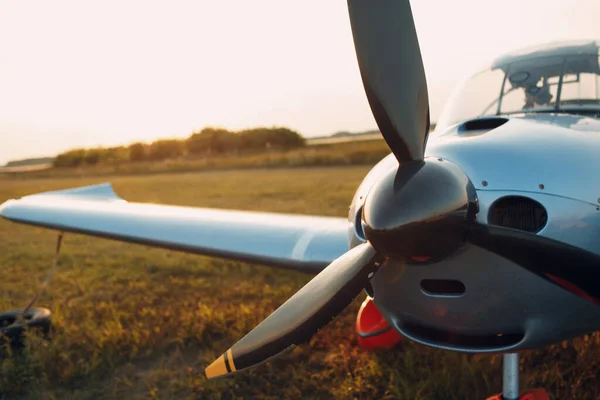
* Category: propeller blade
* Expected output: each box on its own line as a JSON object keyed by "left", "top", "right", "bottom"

{"left": 205, "top": 242, "right": 384, "bottom": 379}
{"left": 468, "top": 223, "right": 600, "bottom": 305}
{"left": 348, "top": 0, "right": 430, "bottom": 162}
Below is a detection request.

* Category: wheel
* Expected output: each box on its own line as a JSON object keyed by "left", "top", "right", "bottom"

{"left": 0, "top": 308, "right": 52, "bottom": 344}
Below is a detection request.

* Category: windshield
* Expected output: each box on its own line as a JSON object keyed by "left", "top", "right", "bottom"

{"left": 437, "top": 53, "right": 600, "bottom": 130}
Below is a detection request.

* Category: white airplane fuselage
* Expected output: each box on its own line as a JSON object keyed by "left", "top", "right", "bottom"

{"left": 346, "top": 112, "right": 600, "bottom": 354}
{"left": 348, "top": 113, "right": 600, "bottom": 254}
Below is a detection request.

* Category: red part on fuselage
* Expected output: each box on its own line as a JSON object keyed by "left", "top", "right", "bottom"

{"left": 486, "top": 388, "right": 549, "bottom": 400}
{"left": 355, "top": 297, "right": 403, "bottom": 351}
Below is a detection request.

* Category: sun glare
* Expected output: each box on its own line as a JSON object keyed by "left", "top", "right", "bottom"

{"left": 0, "top": 0, "right": 599, "bottom": 164}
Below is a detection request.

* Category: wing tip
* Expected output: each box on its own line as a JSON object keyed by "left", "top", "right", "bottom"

{"left": 0, "top": 199, "right": 16, "bottom": 220}
{"left": 23, "top": 182, "right": 122, "bottom": 201}
{"left": 0, "top": 182, "right": 123, "bottom": 221}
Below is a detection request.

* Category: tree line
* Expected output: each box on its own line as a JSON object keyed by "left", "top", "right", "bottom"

{"left": 53, "top": 127, "right": 305, "bottom": 167}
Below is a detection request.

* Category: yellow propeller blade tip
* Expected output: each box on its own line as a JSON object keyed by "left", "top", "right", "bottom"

{"left": 205, "top": 354, "right": 228, "bottom": 379}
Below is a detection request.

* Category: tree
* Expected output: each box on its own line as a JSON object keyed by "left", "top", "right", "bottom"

{"left": 128, "top": 142, "right": 148, "bottom": 162}
{"left": 50, "top": 125, "right": 307, "bottom": 168}
{"left": 53, "top": 148, "right": 87, "bottom": 167}
{"left": 100, "top": 146, "right": 129, "bottom": 164}
{"left": 268, "top": 127, "right": 305, "bottom": 149}
{"left": 238, "top": 127, "right": 305, "bottom": 151}
{"left": 186, "top": 127, "right": 240, "bottom": 155}
{"left": 84, "top": 148, "right": 101, "bottom": 165}
{"left": 148, "top": 139, "right": 184, "bottom": 161}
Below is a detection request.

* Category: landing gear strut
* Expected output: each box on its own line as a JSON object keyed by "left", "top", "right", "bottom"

{"left": 486, "top": 353, "right": 549, "bottom": 400}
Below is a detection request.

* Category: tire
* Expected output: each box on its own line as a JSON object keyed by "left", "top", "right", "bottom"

{"left": 0, "top": 307, "right": 52, "bottom": 343}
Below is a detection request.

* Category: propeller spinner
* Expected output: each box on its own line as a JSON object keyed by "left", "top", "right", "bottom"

{"left": 206, "top": 0, "right": 600, "bottom": 379}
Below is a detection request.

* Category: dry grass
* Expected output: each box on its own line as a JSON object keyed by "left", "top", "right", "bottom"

{"left": 1, "top": 140, "right": 390, "bottom": 180}
{"left": 0, "top": 164, "right": 52, "bottom": 174}
{"left": 0, "top": 166, "right": 599, "bottom": 399}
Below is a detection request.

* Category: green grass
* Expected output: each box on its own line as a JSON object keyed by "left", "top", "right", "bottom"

{"left": 1, "top": 166, "right": 599, "bottom": 399}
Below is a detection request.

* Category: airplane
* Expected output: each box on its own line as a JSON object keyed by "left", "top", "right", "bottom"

{"left": 1, "top": 1, "right": 600, "bottom": 399}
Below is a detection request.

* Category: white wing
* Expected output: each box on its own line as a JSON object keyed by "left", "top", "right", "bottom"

{"left": 0, "top": 183, "right": 350, "bottom": 273}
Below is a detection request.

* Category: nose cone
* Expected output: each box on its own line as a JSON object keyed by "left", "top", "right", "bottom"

{"left": 362, "top": 158, "right": 477, "bottom": 260}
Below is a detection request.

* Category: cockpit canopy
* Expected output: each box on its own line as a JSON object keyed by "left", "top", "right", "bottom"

{"left": 436, "top": 40, "right": 600, "bottom": 130}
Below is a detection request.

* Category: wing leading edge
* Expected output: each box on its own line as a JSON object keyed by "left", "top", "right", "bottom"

{"left": 0, "top": 183, "right": 350, "bottom": 273}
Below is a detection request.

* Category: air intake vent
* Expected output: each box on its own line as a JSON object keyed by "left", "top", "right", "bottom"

{"left": 354, "top": 205, "right": 366, "bottom": 240}
{"left": 457, "top": 117, "right": 508, "bottom": 134}
{"left": 488, "top": 196, "right": 548, "bottom": 233}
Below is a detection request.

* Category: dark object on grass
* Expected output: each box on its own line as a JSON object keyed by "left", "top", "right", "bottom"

{"left": 0, "top": 308, "right": 52, "bottom": 345}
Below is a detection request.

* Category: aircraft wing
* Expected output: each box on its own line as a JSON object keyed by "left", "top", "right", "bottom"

{"left": 0, "top": 183, "right": 350, "bottom": 273}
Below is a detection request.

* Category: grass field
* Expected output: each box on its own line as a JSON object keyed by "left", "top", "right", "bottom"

{"left": 1, "top": 166, "right": 600, "bottom": 399}
{"left": 0, "top": 164, "right": 52, "bottom": 174}
{"left": 0, "top": 140, "right": 390, "bottom": 180}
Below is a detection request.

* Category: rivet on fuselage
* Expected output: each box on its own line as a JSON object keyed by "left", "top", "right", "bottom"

{"left": 482, "top": 180, "right": 488, "bottom": 187}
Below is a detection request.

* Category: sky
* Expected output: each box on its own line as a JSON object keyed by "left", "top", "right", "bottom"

{"left": 1, "top": 1, "right": 599, "bottom": 165}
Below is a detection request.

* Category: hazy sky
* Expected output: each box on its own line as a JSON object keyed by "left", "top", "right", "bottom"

{"left": 1, "top": 1, "right": 599, "bottom": 165}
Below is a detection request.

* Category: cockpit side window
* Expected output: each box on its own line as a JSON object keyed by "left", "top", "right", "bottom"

{"left": 559, "top": 56, "right": 600, "bottom": 108}
{"left": 499, "top": 56, "right": 563, "bottom": 114}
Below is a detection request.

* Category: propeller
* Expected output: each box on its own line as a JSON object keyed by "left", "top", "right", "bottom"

{"left": 205, "top": 0, "right": 600, "bottom": 379}
{"left": 466, "top": 224, "right": 600, "bottom": 306}
{"left": 205, "top": 243, "right": 384, "bottom": 378}
{"left": 347, "top": 0, "right": 429, "bottom": 162}
{"left": 205, "top": 0, "right": 433, "bottom": 379}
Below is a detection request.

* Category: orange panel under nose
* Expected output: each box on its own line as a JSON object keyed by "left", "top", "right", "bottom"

{"left": 355, "top": 297, "right": 403, "bottom": 351}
